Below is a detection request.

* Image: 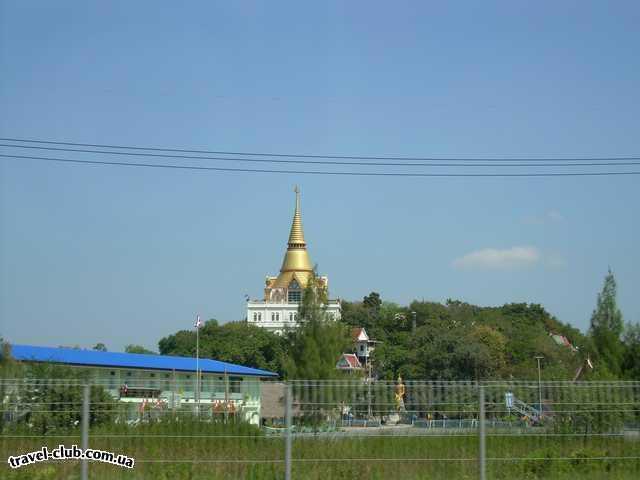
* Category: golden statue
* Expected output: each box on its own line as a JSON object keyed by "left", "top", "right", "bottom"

{"left": 394, "top": 375, "right": 406, "bottom": 412}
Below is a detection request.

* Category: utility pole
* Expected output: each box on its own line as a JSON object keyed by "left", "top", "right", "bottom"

{"left": 534, "top": 356, "right": 543, "bottom": 419}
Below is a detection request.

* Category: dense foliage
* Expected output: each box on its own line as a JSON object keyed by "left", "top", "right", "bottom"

{"left": 124, "top": 344, "right": 156, "bottom": 354}
{"left": 282, "top": 272, "right": 350, "bottom": 379}
{"left": 158, "top": 319, "right": 287, "bottom": 374}
{"left": 340, "top": 270, "right": 636, "bottom": 381}
{"left": 151, "top": 270, "right": 637, "bottom": 381}
{"left": 341, "top": 299, "right": 587, "bottom": 381}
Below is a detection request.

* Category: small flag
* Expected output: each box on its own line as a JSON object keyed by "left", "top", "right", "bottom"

{"left": 586, "top": 357, "right": 594, "bottom": 369}
{"left": 194, "top": 315, "right": 203, "bottom": 329}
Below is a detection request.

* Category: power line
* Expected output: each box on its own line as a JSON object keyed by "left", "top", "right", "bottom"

{"left": 2, "top": 154, "right": 639, "bottom": 177}
{"left": 1, "top": 137, "right": 638, "bottom": 163}
{"left": 1, "top": 143, "right": 639, "bottom": 168}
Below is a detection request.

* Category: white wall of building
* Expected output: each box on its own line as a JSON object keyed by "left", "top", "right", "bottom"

{"left": 247, "top": 300, "right": 341, "bottom": 334}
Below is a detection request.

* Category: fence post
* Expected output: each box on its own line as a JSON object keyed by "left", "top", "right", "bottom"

{"left": 81, "top": 383, "right": 90, "bottom": 480}
{"left": 478, "top": 384, "right": 486, "bottom": 480}
{"left": 285, "top": 382, "right": 292, "bottom": 480}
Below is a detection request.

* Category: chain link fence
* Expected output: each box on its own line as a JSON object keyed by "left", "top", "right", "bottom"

{"left": 2, "top": 378, "right": 639, "bottom": 479}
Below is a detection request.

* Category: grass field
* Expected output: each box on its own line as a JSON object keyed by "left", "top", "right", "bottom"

{"left": 2, "top": 420, "right": 639, "bottom": 479}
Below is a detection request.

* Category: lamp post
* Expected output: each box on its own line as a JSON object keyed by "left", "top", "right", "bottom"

{"left": 194, "top": 315, "right": 203, "bottom": 414}
{"left": 534, "top": 356, "right": 543, "bottom": 419}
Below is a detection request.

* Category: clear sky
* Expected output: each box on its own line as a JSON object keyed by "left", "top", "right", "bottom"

{"left": 1, "top": 1, "right": 639, "bottom": 353}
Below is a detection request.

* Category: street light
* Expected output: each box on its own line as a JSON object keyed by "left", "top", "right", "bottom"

{"left": 534, "top": 356, "right": 544, "bottom": 419}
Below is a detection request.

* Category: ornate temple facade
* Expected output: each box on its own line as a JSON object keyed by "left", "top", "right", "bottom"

{"left": 246, "top": 188, "right": 341, "bottom": 333}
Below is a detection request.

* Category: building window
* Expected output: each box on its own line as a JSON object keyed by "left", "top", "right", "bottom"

{"left": 289, "top": 312, "right": 293, "bottom": 322}
{"left": 288, "top": 280, "right": 301, "bottom": 302}
{"left": 271, "top": 313, "right": 275, "bottom": 322}
{"left": 253, "top": 313, "right": 257, "bottom": 322}
{"left": 258, "top": 313, "right": 261, "bottom": 321}
{"left": 229, "top": 376, "right": 242, "bottom": 394}
{"left": 276, "top": 313, "right": 280, "bottom": 322}
{"left": 288, "top": 290, "right": 301, "bottom": 302}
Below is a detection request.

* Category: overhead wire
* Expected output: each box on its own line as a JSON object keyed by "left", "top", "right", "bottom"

{"left": 2, "top": 153, "right": 639, "bottom": 177}
{"left": 1, "top": 143, "right": 639, "bottom": 167}
{"left": 1, "top": 137, "right": 639, "bottom": 162}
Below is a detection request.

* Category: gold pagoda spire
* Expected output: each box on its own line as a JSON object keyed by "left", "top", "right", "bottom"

{"left": 273, "top": 186, "right": 313, "bottom": 287}
{"left": 287, "top": 185, "right": 306, "bottom": 247}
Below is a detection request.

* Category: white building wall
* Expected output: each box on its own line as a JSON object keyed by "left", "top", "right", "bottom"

{"left": 247, "top": 300, "right": 341, "bottom": 334}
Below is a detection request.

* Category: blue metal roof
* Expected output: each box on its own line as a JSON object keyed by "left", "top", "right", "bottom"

{"left": 10, "top": 344, "right": 278, "bottom": 377}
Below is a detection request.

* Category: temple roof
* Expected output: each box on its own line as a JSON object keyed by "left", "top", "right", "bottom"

{"left": 352, "top": 327, "right": 369, "bottom": 342}
{"left": 336, "top": 353, "right": 362, "bottom": 370}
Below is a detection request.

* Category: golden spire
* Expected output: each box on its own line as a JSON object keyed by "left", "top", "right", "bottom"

{"left": 273, "top": 186, "right": 313, "bottom": 288}
{"left": 287, "top": 185, "right": 306, "bottom": 247}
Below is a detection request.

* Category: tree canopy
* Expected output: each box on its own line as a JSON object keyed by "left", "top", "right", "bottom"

{"left": 124, "top": 344, "right": 156, "bottom": 355}
{"left": 151, "top": 270, "right": 637, "bottom": 381}
{"left": 283, "top": 271, "right": 350, "bottom": 379}
{"left": 588, "top": 268, "right": 625, "bottom": 377}
{"left": 158, "top": 319, "right": 287, "bottom": 373}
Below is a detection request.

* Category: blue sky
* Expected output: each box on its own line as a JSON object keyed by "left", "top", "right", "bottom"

{"left": 1, "top": 1, "right": 638, "bottom": 352}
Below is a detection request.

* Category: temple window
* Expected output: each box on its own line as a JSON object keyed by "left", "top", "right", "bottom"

{"left": 288, "top": 279, "right": 302, "bottom": 302}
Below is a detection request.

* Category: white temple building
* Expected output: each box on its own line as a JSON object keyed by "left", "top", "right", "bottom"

{"left": 246, "top": 187, "right": 341, "bottom": 333}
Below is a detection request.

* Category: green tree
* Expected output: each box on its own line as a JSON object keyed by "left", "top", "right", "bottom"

{"left": 0, "top": 338, "right": 18, "bottom": 374}
{"left": 363, "top": 292, "right": 382, "bottom": 313}
{"left": 284, "top": 271, "right": 350, "bottom": 379}
{"left": 465, "top": 324, "right": 507, "bottom": 379}
{"left": 124, "top": 344, "right": 156, "bottom": 354}
{"left": 589, "top": 269, "right": 625, "bottom": 376}
{"left": 92, "top": 343, "right": 108, "bottom": 352}
{"left": 158, "top": 319, "right": 286, "bottom": 374}
{"left": 16, "top": 363, "right": 114, "bottom": 434}
{"left": 0, "top": 339, "right": 22, "bottom": 432}
{"left": 621, "top": 323, "right": 640, "bottom": 379}
{"left": 371, "top": 300, "right": 584, "bottom": 381}
{"left": 158, "top": 329, "right": 196, "bottom": 357}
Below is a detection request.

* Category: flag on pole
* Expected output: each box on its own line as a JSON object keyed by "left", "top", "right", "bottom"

{"left": 194, "top": 315, "right": 203, "bottom": 328}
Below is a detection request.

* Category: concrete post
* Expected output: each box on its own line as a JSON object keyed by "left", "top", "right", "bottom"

{"left": 285, "top": 383, "right": 292, "bottom": 480}
{"left": 81, "top": 384, "right": 90, "bottom": 480}
{"left": 478, "top": 384, "right": 486, "bottom": 480}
